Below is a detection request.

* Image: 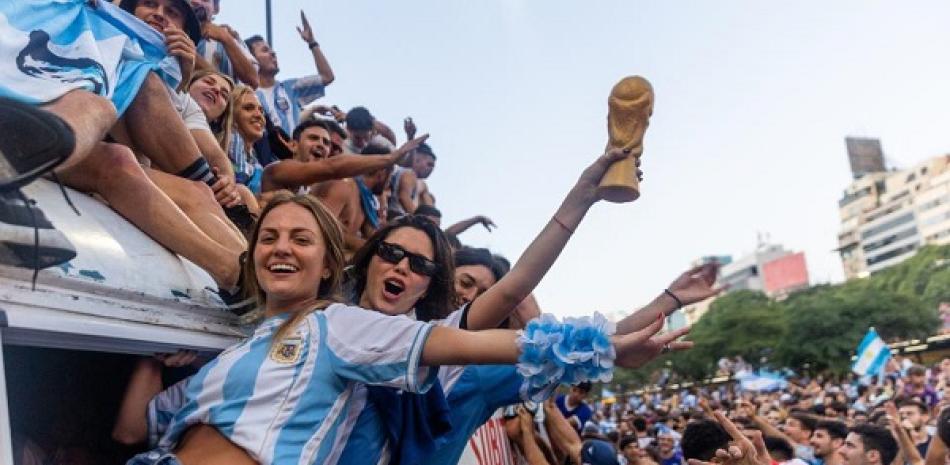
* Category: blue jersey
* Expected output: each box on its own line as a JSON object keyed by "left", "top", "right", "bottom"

{"left": 196, "top": 36, "right": 258, "bottom": 85}
{"left": 144, "top": 303, "right": 436, "bottom": 465}
{"left": 0, "top": 0, "right": 178, "bottom": 116}
{"left": 256, "top": 76, "right": 326, "bottom": 136}
{"left": 344, "top": 308, "right": 557, "bottom": 465}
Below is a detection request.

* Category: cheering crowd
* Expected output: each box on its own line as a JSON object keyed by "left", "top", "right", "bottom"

{"left": 3, "top": 1, "right": 946, "bottom": 465}
{"left": 1, "top": 0, "right": 705, "bottom": 464}
{"left": 549, "top": 355, "right": 950, "bottom": 465}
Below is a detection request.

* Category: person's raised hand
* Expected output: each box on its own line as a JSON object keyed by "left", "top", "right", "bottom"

{"left": 474, "top": 215, "right": 496, "bottom": 232}
{"left": 573, "top": 148, "right": 644, "bottom": 206}
{"left": 667, "top": 263, "right": 725, "bottom": 307}
{"left": 164, "top": 24, "right": 196, "bottom": 92}
{"left": 391, "top": 134, "right": 429, "bottom": 164}
{"left": 611, "top": 314, "right": 693, "bottom": 369}
{"left": 404, "top": 117, "right": 417, "bottom": 140}
{"left": 296, "top": 11, "right": 315, "bottom": 44}
{"left": 688, "top": 399, "right": 772, "bottom": 465}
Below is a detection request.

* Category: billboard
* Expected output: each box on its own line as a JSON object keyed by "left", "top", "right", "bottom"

{"left": 762, "top": 252, "right": 809, "bottom": 294}
{"left": 845, "top": 137, "right": 886, "bottom": 179}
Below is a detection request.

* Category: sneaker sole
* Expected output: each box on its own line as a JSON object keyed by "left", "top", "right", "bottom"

{"left": 0, "top": 221, "right": 76, "bottom": 269}
{"left": 0, "top": 98, "right": 76, "bottom": 191}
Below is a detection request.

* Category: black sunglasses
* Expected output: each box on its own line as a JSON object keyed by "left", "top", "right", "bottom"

{"left": 376, "top": 241, "right": 438, "bottom": 277}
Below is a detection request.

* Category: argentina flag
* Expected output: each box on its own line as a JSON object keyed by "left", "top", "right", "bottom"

{"left": 0, "top": 0, "right": 181, "bottom": 116}
{"left": 852, "top": 328, "right": 892, "bottom": 377}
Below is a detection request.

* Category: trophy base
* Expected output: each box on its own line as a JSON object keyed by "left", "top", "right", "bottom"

{"left": 597, "top": 185, "right": 640, "bottom": 203}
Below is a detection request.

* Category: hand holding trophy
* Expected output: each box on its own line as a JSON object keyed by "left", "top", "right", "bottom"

{"left": 597, "top": 76, "right": 654, "bottom": 203}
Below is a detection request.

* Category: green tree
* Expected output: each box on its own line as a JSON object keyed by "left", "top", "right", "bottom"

{"left": 773, "top": 282, "right": 936, "bottom": 374}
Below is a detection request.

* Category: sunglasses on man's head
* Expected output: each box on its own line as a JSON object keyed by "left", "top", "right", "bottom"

{"left": 376, "top": 242, "right": 438, "bottom": 277}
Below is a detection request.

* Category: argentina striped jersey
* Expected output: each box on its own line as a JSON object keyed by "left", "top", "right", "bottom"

{"left": 145, "top": 303, "right": 436, "bottom": 465}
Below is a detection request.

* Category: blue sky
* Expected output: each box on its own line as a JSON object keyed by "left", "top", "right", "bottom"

{"left": 218, "top": 1, "right": 950, "bottom": 317}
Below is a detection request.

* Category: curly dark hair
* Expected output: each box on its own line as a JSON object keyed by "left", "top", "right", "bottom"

{"left": 346, "top": 215, "right": 456, "bottom": 321}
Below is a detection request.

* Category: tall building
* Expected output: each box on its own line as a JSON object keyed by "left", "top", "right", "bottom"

{"left": 678, "top": 245, "right": 809, "bottom": 327}
{"left": 836, "top": 148, "right": 950, "bottom": 278}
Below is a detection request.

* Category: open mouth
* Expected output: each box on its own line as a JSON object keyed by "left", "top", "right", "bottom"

{"left": 383, "top": 278, "right": 405, "bottom": 297}
{"left": 202, "top": 91, "right": 217, "bottom": 105}
{"left": 268, "top": 263, "right": 299, "bottom": 274}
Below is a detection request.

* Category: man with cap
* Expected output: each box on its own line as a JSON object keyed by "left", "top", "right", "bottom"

{"left": 582, "top": 439, "right": 621, "bottom": 465}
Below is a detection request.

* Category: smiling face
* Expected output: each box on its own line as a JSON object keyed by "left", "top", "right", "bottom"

{"left": 234, "top": 91, "right": 265, "bottom": 141}
{"left": 295, "top": 125, "right": 332, "bottom": 161}
{"left": 253, "top": 203, "right": 328, "bottom": 314}
{"left": 133, "top": 0, "right": 187, "bottom": 32}
{"left": 359, "top": 227, "right": 434, "bottom": 316}
{"left": 189, "top": 73, "right": 231, "bottom": 121}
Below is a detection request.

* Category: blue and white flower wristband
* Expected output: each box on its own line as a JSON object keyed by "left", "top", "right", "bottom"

{"left": 515, "top": 312, "right": 616, "bottom": 401}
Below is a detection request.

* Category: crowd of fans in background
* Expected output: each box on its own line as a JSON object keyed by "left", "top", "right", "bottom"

{"left": 8, "top": 2, "right": 950, "bottom": 465}
{"left": 528, "top": 354, "right": 950, "bottom": 465}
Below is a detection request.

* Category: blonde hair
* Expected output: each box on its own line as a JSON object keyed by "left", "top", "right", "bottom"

{"left": 187, "top": 70, "right": 235, "bottom": 151}
{"left": 224, "top": 84, "right": 259, "bottom": 154}
{"left": 243, "top": 191, "right": 347, "bottom": 343}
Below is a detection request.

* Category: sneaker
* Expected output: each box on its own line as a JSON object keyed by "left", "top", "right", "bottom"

{"left": 0, "top": 189, "right": 76, "bottom": 269}
{"left": 217, "top": 251, "right": 256, "bottom": 315}
{"left": 0, "top": 97, "right": 75, "bottom": 191}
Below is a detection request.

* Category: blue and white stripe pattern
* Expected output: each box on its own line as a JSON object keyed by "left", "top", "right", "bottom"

{"left": 342, "top": 307, "right": 562, "bottom": 465}
{"left": 196, "top": 37, "right": 258, "bottom": 84}
{"left": 0, "top": 0, "right": 179, "bottom": 115}
{"left": 144, "top": 303, "right": 436, "bottom": 465}
{"left": 852, "top": 328, "right": 892, "bottom": 377}
{"left": 257, "top": 76, "right": 326, "bottom": 136}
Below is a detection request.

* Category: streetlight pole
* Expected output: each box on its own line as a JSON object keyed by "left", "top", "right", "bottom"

{"left": 265, "top": 0, "right": 273, "bottom": 46}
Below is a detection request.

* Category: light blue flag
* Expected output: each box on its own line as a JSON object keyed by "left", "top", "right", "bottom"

{"left": 852, "top": 328, "right": 891, "bottom": 377}
{"left": 0, "top": 0, "right": 180, "bottom": 116}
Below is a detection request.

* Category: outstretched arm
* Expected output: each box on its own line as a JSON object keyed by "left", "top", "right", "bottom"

{"left": 444, "top": 215, "right": 496, "bottom": 237}
{"left": 465, "top": 149, "right": 636, "bottom": 331}
{"left": 262, "top": 135, "right": 428, "bottom": 191}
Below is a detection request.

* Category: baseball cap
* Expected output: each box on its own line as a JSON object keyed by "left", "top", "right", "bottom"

{"left": 581, "top": 439, "right": 619, "bottom": 465}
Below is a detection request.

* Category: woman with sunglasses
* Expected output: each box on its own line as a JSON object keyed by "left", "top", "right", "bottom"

{"left": 117, "top": 190, "right": 674, "bottom": 465}
{"left": 329, "top": 148, "right": 700, "bottom": 464}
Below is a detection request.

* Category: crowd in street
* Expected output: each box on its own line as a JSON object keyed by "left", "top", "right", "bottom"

{"left": 553, "top": 354, "right": 950, "bottom": 465}
{"left": 3, "top": 1, "right": 945, "bottom": 465}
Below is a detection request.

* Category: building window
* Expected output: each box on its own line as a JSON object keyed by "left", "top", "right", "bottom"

{"left": 861, "top": 212, "right": 915, "bottom": 239}
{"left": 866, "top": 243, "right": 918, "bottom": 267}
{"left": 862, "top": 227, "right": 918, "bottom": 253}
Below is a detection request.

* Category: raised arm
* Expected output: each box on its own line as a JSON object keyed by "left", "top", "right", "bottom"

{"left": 615, "top": 263, "right": 722, "bottom": 335}
{"left": 297, "top": 11, "right": 335, "bottom": 86}
{"left": 374, "top": 119, "right": 398, "bottom": 146}
{"left": 464, "top": 149, "right": 635, "bottom": 331}
{"left": 203, "top": 23, "right": 259, "bottom": 88}
{"left": 444, "top": 215, "right": 496, "bottom": 237}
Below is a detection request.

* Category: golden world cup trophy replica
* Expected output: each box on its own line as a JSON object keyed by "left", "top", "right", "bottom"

{"left": 597, "top": 76, "right": 654, "bottom": 203}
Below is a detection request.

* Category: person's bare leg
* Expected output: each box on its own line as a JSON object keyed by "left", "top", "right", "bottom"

{"left": 56, "top": 142, "right": 240, "bottom": 289}
{"left": 42, "top": 90, "right": 117, "bottom": 172}
{"left": 145, "top": 168, "right": 247, "bottom": 253}
{"left": 119, "top": 73, "right": 209, "bottom": 175}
